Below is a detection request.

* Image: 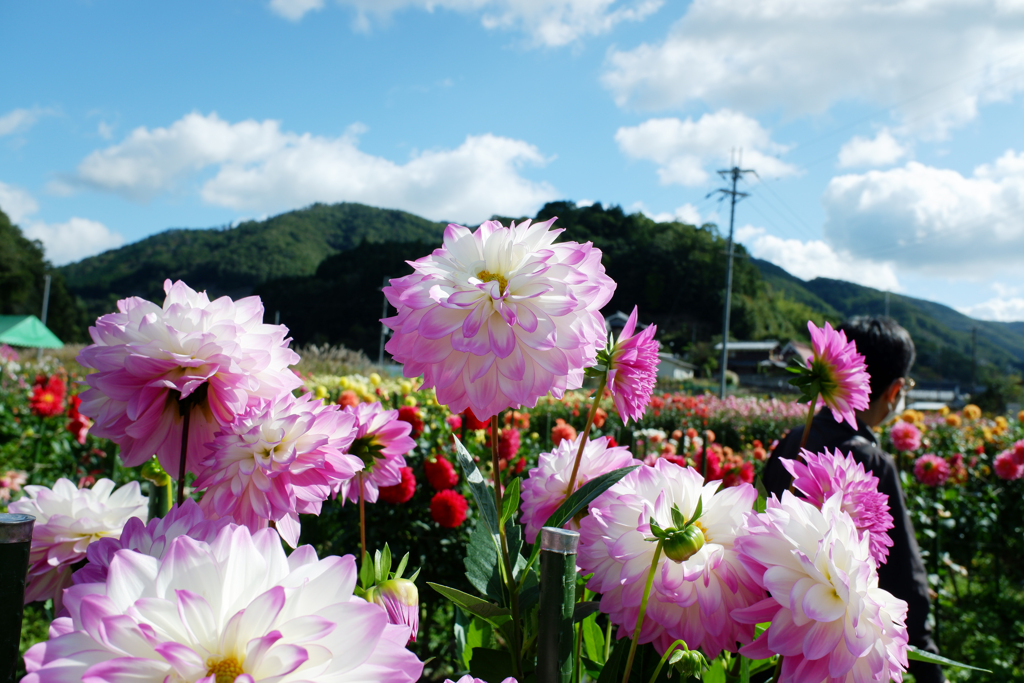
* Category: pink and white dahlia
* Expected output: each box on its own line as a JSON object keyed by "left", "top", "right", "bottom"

{"left": 890, "top": 420, "right": 922, "bottom": 452}
{"left": 782, "top": 448, "right": 894, "bottom": 565}
{"left": 366, "top": 578, "right": 420, "bottom": 643}
{"left": 520, "top": 434, "right": 636, "bottom": 543}
{"left": 77, "top": 279, "right": 302, "bottom": 476}
{"left": 72, "top": 498, "right": 231, "bottom": 587}
{"left": 9, "top": 478, "right": 146, "bottom": 607}
{"left": 804, "top": 321, "right": 871, "bottom": 429}
{"left": 446, "top": 677, "right": 517, "bottom": 683}
{"left": 578, "top": 460, "right": 766, "bottom": 659}
{"left": 23, "top": 525, "right": 423, "bottom": 683}
{"left": 194, "top": 392, "right": 361, "bottom": 547}
{"left": 604, "top": 306, "right": 659, "bottom": 424}
{"left": 913, "top": 453, "right": 949, "bottom": 487}
{"left": 337, "top": 401, "right": 416, "bottom": 504}
{"left": 382, "top": 218, "right": 615, "bottom": 419}
{"left": 734, "top": 492, "right": 908, "bottom": 683}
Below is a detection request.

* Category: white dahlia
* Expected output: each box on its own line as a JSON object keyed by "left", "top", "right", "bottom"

{"left": 24, "top": 525, "right": 424, "bottom": 683}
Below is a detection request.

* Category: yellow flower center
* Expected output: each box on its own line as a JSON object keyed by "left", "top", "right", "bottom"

{"left": 476, "top": 270, "right": 508, "bottom": 293}
{"left": 694, "top": 520, "right": 711, "bottom": 544}
{"left": 207, "top": 657, "right": 245, "bottom": 683}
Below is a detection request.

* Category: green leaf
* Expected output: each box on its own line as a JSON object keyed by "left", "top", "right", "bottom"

{"left": 572, "top": 601, "right": 601, "bottom": 622}
{"left": 393, "top": 552, "right": 409, "bottom": 580}
{"left": 454, "top": 437, "right": 502, "bottom": 545}
{"left": 582, "top": 614, "right": 606, "bottom": 664}
{"left": 544, "top": 465, "right": 639, "bottom": 531}
{"left": 906, "top": 645, "right": 992, "bottom": 672}
{"left": 670, "top": 505, "right": 686, "bottom": 529}
{"left": 739, "top": 655, "right": 750, "bottom": 683}
{"left": 689, "top": 496, "right": 703, "bottom": 524}
{"left": 596, "top": 638, "right": 630, "bottom": 683}
{"left": 378, "top": 544, "right": 392, "bottom": 583}
{"left": 455, "top": 610, "right": 493, "bottom": 671}
{"left": 465, "top": 521, "right": 504, "bottom": 601}
{"left": 500, "top": 477, "right": 520, "bottom": 527}
{"left": 701, "top": 657, "right": 725, "bottom": 683}
{"left": 359, "top": 553, "right": 375, "bottom": 590}
{"left": 428, "top": 583, "right": 512, "bottom": 629}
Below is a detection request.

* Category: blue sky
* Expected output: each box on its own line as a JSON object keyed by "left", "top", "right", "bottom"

{"left": 3, "top": 0, "right": 1024, "bottom": 321}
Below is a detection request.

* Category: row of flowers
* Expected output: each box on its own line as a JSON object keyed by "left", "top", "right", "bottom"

{"left": 5, "top": 216, "right": 1004, "bottom": 682}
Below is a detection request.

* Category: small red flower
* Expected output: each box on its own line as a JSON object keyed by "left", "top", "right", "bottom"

{"left": 424, "top": 456, "right": 459, "bottom": 491}
{"left": 593, "top": 407, "right": 607, "bottom": 428}
{"left": 463, "top": 409, "right": 490, "bottom": 431}
{"left": 29, "top": 375, "right": 66, "bottom": 417}
{"left": 379, "top": 466, "right": 417, "bottom": 504}
{"left": 430, "top": 489, "right": 468, "bottom": 528}
{"left": 605, "top": 436, "right": 618, "bottom": 448}
{"left": 338, "top": 390, "right": 360, "bottom": 408}
{"left": 551, "top": 419, "right": 577, "bottom": 447}
{"left": 446, "top": 414, "right": 462, "bottom": 430}
{"left": 397, "top": 406, "right": 424, "bottom": 439}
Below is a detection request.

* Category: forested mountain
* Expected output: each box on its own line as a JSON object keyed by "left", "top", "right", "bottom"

{"left": 59, "top": 203, "right": 446, "bottom": 322}
{"left": 0, "top": 209, "right": 88, "bottom": 342}
{"left": 22, "top": 198, "right": 1024, "bottom": 387}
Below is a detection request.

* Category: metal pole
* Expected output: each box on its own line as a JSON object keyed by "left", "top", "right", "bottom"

{"left": 537, "top": 527, "right": 579, "bottom": 683}
{"left": 37, "top": 274, "right": 51, "bottom": 362}
{"left": 719, "top": 168, "right": 739, "bottom": 399}
{"left": 0, "top": 513, "right": 35, "bottom": 682}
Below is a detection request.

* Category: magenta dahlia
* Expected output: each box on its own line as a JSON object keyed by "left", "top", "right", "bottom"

{"left": 337, "top": 401, "right": 417, "bottom": 504}
{"left": 382, "top": 218, "right": 615, "bottom": 419}
{"left": 798, "top": 321, "right": 871, "bottom": 429}
{"left": 914, "top": 453, "right": 949, "bottom": 487}
{"left": 76, "top": 279, "right": 301, "bottom": 476}
{"left": 603, "top": 306, "right": 659, "bottom": 424}
{"left": 734, "top": 493, "right": 908, "bottom": 683}
{"left": 520, "top": 434, "right": 635, "bottom": 543}
{"left": 577, "top": 460, "right": 766, "bottom": 659}
{"left": 890, "top": 420, "right": 922, "bottom": 452}
{"left": 193, "top": 392, "right": 361, "bottom": 547}
{"left": 782, "top": 447, "right": 894, "bottom": 564}
{"left": 994, "top": 451, "right": 1023, "bottom": 480}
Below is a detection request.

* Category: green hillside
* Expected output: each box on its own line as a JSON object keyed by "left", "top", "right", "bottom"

{"left": 59, "top": 203, "right": 446, "bottom": 323}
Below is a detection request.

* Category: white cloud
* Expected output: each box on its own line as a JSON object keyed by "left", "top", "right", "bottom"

{"left": 838, "top": 129, "right": 908, "bottom": 168}
{"left": 66, "top": 112, "right": 559, "bottom": 224}
{"left": 615, "top": 110, "right": 797, "bottom": 186}
{"left": 629, "top": 200, "right": 708, "bottom": 225}
{"left": 269, "top": 0, "right": 324, "bottom": 20}
{"left": 822, "top": 150, "right": 1024, "bottom": 276}
{"left": 0, "top": 181, "right": 40, "bottom": 223}
{"left": 274, "top": 0, "right": 662, "bottom": 46}
{"left": 22, "top": 218, "right": 125, "bottom": 266}
{"left": 0, "top": 181, "right": 123, "bottom": 265}
{"left": 0, "top": 107, "right": 48, "bottom": 137}
{"left": 959, "top": 297, "right": 1024, "bottom": 322}
{"left": 736, "top": 224, "right": 901, "bottom": 291}
{"left": 602, "top": 0, "right": 1024, "bottom": 136}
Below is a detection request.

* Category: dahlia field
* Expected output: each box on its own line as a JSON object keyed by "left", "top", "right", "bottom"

{"left": 1, "top": 219, "right": 1021, "bottom": 683}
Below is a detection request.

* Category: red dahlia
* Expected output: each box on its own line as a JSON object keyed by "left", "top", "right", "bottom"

{"left": 424, "top": 456, "right": 459, "bottom": 491}
{"left": 397, "top": 406, "right": 424, "bottom": 439}
{"left": 430, "top": 489, "right": 468, "bottom": 528}
{"left": 379, "top": 466, "right": 417, "bottom": 504}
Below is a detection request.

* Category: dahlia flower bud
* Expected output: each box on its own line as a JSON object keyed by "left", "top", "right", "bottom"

{"left": 366, "top": 578, "right": 420, "bottom": 642}
{"left": 662, "top": 524, "right": 705, "bottom": 562}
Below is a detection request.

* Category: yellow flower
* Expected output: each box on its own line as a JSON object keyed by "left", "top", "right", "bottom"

{"left": 901, "top": 410, "right": 919, "bottom": 423}
{"left": 473, "top": 429, "right": 487, "bottom": 444}
{"left": 370, "top": 373, "right": 382, "bottom": 386}
{"left": 404, "top": 395, "right": 418, "bottom": 407}
{"left": 945, "top": 414, "right": 962, "bottom": 428}
{"left": 399, "top": 380, "right": 413, "bottom": 395}
{"left": 939, "top": 406, "right": 950, "bottom": 416}
{"left": 981, "top": 426, "right": 994, "bottom": 442}
{"left": 963, "top": 404, "right": 981, "bottom": 421}
{"left": 314, "top": 385, "right": 328, "bottom": 399}
{"left": 1018, "top": 409, "right": 1024, "bottom": 423}
{"left": 995, "top": 416, "right": 1008, "bottom": 429}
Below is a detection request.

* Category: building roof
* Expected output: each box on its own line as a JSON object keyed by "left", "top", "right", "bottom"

{"left": 713, "top": 340, "right": 779, "bottom": 352}
{"left": 0, "top": 316, "right": 63, "bottom": 349}
{"left": 657, "top": 352, "right": 697, "bottom": 369}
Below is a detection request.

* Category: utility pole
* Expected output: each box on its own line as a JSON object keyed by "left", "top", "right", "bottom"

{"left": 37, "top": 274, "right": 51, "bottom": 361}
{"left": 710, "top": 154, "right": 754, "bottom": 399}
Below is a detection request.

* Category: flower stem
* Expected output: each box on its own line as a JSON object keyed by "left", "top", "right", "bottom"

{"left": 645, "top": 639, "right": 689, "bottom": 683}
{"left": 622, "top": 539, "right": 662, "bottom": 683}
{"left": 359, "top": 476, "right": 367, "bottom": 564}
{"left": 177, "top": 405, "right": 191, "bottom": 506}
{"left": 771, "top": 654, "right": 784, "bottom": 682}
{"left": 491, "top": 415, "right": 524, "bottom": 681}
{"left": 798, "top": 395, "right": 815, "bottom": 452}
{"left": 566, "top": 372, "right": 608, "bottom": 495}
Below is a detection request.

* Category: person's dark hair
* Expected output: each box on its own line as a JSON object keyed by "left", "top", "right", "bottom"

{"left": 839, "top": 316, "right": 916, "bottom": 403}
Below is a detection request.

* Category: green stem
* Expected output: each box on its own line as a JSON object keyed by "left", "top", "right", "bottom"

{"left": 645, "top": 639, "right": 689, "bottom": 683}
{"left": 797, "top": 395, "right": 816, "bottom": 453}
{"left": 566, "top": 372, "right": 608, "bottom": 495}
{"left": 622, "top": 539, "right": 663, "bottom": 683}
{"left": 359, "top": 476, "right": 367, "bottom": 564}
{"left": 491, "top": 415, "right": 524, "bottom": 681}
{"left": 771, "top": 655, "right": 784, "bottom": 682}
{"left": 177, "top": 405, "right": 191, "bottom": 506}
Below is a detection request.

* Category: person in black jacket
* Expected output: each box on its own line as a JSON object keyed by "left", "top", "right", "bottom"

{"left": 762, "top": 316, "right": 944, "bottom": 683}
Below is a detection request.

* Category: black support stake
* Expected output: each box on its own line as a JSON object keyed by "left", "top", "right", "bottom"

{"left": 1, "top": 513, "right": 35, "bottom": 683}
{"left": 537, "top": 527, "right": 579, "bottom": 683}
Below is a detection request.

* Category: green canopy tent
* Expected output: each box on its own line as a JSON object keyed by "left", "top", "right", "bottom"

{"left": 0, "top": 315, "right": 63, "bottom": 349}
